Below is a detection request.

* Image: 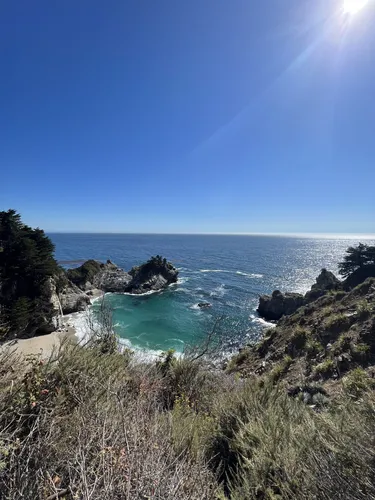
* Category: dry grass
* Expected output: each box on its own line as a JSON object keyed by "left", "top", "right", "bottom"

{"left": 1, "top": 334, "right": 375, "bottom": 500}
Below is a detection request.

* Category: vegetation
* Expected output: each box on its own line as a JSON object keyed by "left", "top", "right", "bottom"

{"left": 130, "top": 255, "right": 171, "bottom": 277}
{"left": 0, "top": 210, "right": 59, "bottom": 339}
{"left": 1, "top": 337, "right": 375, "bottom": 499}
{"left": 338, "top": 243, "right": 375, "bottom": 277}
{"left": 66, "top": 259, "right": 102, "bottom": 289}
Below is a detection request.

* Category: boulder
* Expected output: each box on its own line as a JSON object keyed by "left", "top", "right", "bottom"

{"left": 198, "top": 302, "right": 212, "bottom": 309}
{"left": 124, "top": 255, "right": 178, "bottom": 295}
{"left": 311, "top": 269, "right": 341, "bottom": 291}
{"left": 305, "top": 269, "right": 341, "bottom": 302}
{"left": 257, "top": 290, "right": 304, "bottom": 321}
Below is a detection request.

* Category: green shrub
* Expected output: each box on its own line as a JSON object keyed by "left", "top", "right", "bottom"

{"left": 270, "top": 355, "right": 293, "bottom": 383}
{"left": 351, "top": 343, "right": 371, "bottom": 362}
{"left": 313, "top": 359, "right": 335, "bottom": 379}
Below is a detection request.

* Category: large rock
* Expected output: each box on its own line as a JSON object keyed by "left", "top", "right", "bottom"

{"left": 67, "top": 260, "right": 131, "bottom": 293}
{"left": 305, "top": 269, "right": 341, "bottom": 302}
{"left": 124, "top": 256, "right": 178, "bottom": 294}
{"left": 257, "top": 290, "right": 305, "bottom": 321}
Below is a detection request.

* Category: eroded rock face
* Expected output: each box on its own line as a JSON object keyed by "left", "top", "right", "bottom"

{"left": 124, "top": 256, "right": 178, "bottom": 295}
{"left": 92, "top": 261, "right": 132, "bottom": 293}
{"left": 67, "top": 260, "right": 131, "bottom": 293}
{"left": 257, "top": 290, "right": 305, "bottom": 321}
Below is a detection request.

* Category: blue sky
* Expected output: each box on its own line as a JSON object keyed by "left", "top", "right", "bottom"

{"left": 1, "top": 0, "right": 374, "bottom": 233}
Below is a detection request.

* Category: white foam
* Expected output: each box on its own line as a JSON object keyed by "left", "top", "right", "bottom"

{"left": 190, "top": 303, "right": 202, "bottom": 310}
{"left": 250, "top": 316, "right": 276, "bottom": 328}
{"left": 177, "top": 277, "right": 189, "bottom": 285}
{"left": 210, "top": 284, "right": 226, "bottom": 298}
{"left": 200, "top": 269, "right": 263, "bottom": 279}
{"left": 236, "top": 271, "right": 264, "bottom": 278}
{"left": 65, "top": 307, "right": 187, "bottom": 362}
{"left": 200, "top": 269, "right": 229, "bottom": 273}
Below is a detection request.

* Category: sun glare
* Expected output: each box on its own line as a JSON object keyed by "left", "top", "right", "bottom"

{"left": 343, "top": 0, "right": 369, "bottom": 14}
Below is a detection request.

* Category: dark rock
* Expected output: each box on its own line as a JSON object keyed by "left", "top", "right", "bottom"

{"left": 124, "top": 256, "right": 178, "bottom": 295}
{"left": 312, "top": 269, "right": 341, "bottom": 292}
{"left": 304, "top": 269, "right": 341, "bottom": 303}
{"left": 198, "top": 302, "right": 212, "bottom": 309}
{"left": 257, "top": 290, "right": 305, "bottom": 321}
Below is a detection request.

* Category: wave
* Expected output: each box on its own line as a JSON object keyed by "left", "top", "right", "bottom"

{"left": 210, "top": 284, "right": 226, "bottom": 298}
{"left": 249, "top": 314, "right": 276, "bottom": 328}
{"left": 200, "top": 269, "right": 263, "bottom": 278}
{"left": 236, "top": 271, "right": 264, "bottom": 278}
{"left": 200, "top": 269, "right": 230, "bottom": 273}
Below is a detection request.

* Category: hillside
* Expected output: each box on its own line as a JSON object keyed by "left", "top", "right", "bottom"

{"left": 230, "top": 277, "right": 375, "bottom": 397}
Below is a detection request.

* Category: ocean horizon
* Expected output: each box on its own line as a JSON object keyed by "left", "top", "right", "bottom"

{"left": 50, "top": 233, "right": 375, "bottom": 356}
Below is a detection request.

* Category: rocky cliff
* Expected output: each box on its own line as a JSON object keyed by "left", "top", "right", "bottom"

{"left": 257, "top": 269, "right": 342, "bottom": 321}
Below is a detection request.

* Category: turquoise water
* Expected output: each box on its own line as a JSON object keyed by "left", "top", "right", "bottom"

{"left": 51, "top": 234, "right": 375, "bottom": 354}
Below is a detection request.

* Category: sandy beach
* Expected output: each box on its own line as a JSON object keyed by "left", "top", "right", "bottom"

{"left": 0, "top": 326, "right": 78, "bottom": 360}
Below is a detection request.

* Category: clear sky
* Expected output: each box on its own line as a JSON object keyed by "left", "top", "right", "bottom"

{"left": 1, "top": 0, "right": 374, "bottom": 233}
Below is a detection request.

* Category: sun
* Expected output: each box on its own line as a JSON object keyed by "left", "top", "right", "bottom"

{"left": 343, "top": 0, "right": 369, "bottom": 14}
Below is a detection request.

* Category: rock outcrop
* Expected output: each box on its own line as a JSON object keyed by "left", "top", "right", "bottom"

{"left": 258, "top": 269, "right": 343, "bottom": 321}
{"left": 257, "top": 290, "right": 305, "bottom": 321}
{"left": 67, "top": 260, "right": 131, "bottom": 293}
{"left": 305, "top": 269, "right": 341, "bottom": 302}
{"left": 124, "top": 256, "right": 178, "bottom": 295}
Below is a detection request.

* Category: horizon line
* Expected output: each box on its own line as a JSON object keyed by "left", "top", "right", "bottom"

{"left": 46, "top": 231, "right": 375, "bottom": 239}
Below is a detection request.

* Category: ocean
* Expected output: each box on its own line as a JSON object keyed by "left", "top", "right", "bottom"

{"left": 50, "top": 234, "right": 375, "bottom": 356}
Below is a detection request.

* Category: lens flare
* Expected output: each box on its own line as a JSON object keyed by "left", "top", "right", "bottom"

{"left": 343, "top": 0, "right": 368, "bottom": 14}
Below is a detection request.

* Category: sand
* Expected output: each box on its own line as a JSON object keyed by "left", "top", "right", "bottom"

{"left": 0, "top": 326, "right": 78, "bottom": 360}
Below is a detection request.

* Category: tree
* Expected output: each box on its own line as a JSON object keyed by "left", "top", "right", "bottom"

{"left": 338, "top": 243, "right": 375, "bottom": 278}
{"left": 0, "top": 209, "right": 59, "bottom": 338}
